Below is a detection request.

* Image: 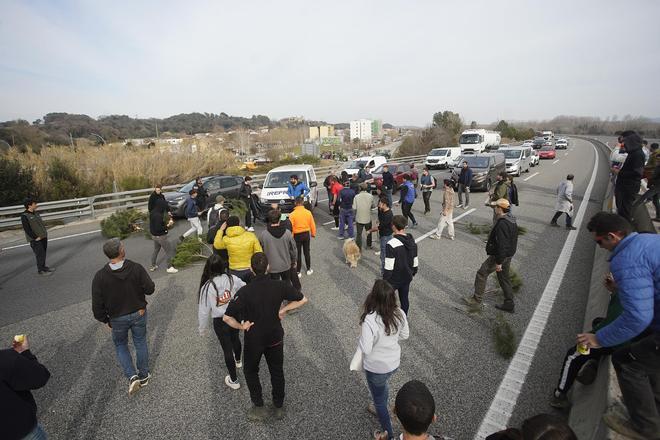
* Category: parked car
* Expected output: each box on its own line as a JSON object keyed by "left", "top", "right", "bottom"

{"left": 543, "top": 140, "right": 553, "bottom": 147}
{"left": 165, "top": 175, "right": 244, "bottom": 217}
{"left": 522, "top": 140, "right": 535, "bottom": 148}
{"left": 451, "top": 153, "right": 506, "bottom": 192}
{"left": 424, "top": 147, "right": 461, "bottom": 169}
{"left": 538, "top": 146, "right": 556, "bottom": 159}
{"left": 501, "top": 147, "right": 531, "bottom": 176}
{"left": 530, "top": 150, "right": 540, "bottom": 167}
{"left": 555, "top": 139, "right": 568, "bottom": 149}
{"left": 533, "top": 137, "right": 546, "bottom": 149}
{"left": 257, "top": 164, "right": 318, "bottom": 217}
{"left": 369, "top": 162, "right": 413, "bottom": 193}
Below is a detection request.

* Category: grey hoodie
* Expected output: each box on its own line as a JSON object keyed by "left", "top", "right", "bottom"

{"left": 259, "top": 224, "right": 297, "bottom": 273}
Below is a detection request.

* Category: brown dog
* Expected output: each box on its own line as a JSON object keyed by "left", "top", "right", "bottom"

{"left": 343, "top": 238, "right": 361, "bottom": 268}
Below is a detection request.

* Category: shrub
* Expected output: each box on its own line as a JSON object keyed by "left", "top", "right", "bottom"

{"left": 492, "top": 313, "right": 517, "bottom": 359}
{"left": 277, "top": 154, "right": 320, "bottom": 166}
{"left": 120, "top": 175, "right": 151, "bottom": 191}
{"left": 0, "top": 157, "right": 35, "bottom": 206}
{"left": 100, "top": 209, "right": 147, "bottom": 239}
{"left": 171, "top": 236, "right": 208, "bottom": 268}
{"left": 47, "top": 157, "right": 88, "bottom": 200}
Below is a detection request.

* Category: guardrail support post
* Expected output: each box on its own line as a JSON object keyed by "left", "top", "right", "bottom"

{"left": 89, "top": 197, "right": 96, "bottom": 218}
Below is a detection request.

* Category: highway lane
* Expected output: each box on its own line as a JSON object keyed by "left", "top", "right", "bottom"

{"left": 0, "top": 139, "right": 609, "bottom": 439}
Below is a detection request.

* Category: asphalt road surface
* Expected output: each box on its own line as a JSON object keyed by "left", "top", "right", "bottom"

{"left": 0, "top": 138, "right": 612, "bottom": 439}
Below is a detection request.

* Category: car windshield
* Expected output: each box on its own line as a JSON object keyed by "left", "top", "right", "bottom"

{"left": 179, "top": 179, "right": 197, "bottom": 193}
{"left": 502, "top": 150, "right": 522, "bottom": 159}
{"left": 541, "top": 146, "right": 554, "bottom": 151}
{"left": 429, "top": 148, "right": 448, "bottom": 156}
{"left": 264, "top": 171, "right": 307, "bottom": 188}
{"left": 458, "top": 156, "right": 489, "bottom": 168}
{"left": 346, "top": 159, "right": 368, "bottom": 169}
{"left": 459, "top": 134, "right": 481, "bottom": 144}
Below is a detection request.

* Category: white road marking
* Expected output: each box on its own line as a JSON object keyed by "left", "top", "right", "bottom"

{"left": 415, "top": 208, "right": 476, "bottom": 243}
{"left": 564, "top": 153, "right": 569, "bottom": 156}
{"left": 1, "top": 229, "right": 102, "bottom": 251}
{"left": 322, "top": 220, "right": 335, "bottom": 225}
{"left": 474, "top": 142, "right": 599, "bottom": 439}
{"left": 552, "top": 159, "right": 560, "bottom": 164}
{"left": 523, "top": 172, "right": 539, "bottom": 182}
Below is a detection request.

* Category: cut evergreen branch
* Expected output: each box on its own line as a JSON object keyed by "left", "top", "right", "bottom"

{"left": 517, "top": 225, "right": 527, "bottom": 236}
{"left": 171, "top": 236, "right": 210, "bottom": 268}
{"left": 492, "top": 312, "right": 517, "bottom": 359}
{"left": 225, "top": 198, "right": 248, "bottom": 218}
{"left": 489, "top": 266, "right": 523, "bottom": 293}
{"left": 100, "top": 209, "right": 147, "bottom": 239}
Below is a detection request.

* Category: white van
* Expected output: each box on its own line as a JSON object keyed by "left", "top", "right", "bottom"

{"left": 342, "top": 155, "right": 387, "bottom": 176}
{"left": 500, "top": 146, "right": 531, "bottom": 176}
{"left": 257, "top": 165, "right": 318, "bottom": 217}
{"left": 425, "top": 147, "right": 461, "bottom": 169}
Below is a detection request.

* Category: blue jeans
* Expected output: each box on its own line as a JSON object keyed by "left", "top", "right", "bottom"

{"left": 110, "top": 310, "right": 149, "bottom": 379}
{"left": 366, "top": 368, "right": 397, "bottom": 439}
{"left": 379, "top": 235, "right": 391, "bottom": 275}
{"left": 22, "top": 424, "right": 47, "bottom": 440}
{"left": 339, "top": 208, "right": 355, "bottom": 238}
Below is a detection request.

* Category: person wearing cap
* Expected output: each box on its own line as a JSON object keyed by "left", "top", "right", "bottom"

{"left": 239, "top": 176, "right": 255, "bottom": 232}
{"left": 550, "top": 174, "right": 577, "bottom": 230}
{"left": 464, "top": 198, "right": 518, "bottom": 312}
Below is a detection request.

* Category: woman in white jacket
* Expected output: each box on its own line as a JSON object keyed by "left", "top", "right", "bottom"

{"left": 198, "top": 254, "right": 246, "bottom": 390}
{"left": 358, "top": 279, "right": 410, "bottom": 440}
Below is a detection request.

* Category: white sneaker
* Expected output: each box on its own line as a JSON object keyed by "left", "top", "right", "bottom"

{"left": 456, "top": 203, "right": 463, "bottom": 208}
{"left": 374, "top": 251, "right": 381, "bottom": 256}
{"left": 429, "top": 234, "right": 440, "bottom": 240}
{"left": 330, "top": 226, "right": 339, "bottom": 230}
{"left": 464, "top": 205, "right": 470, "bottom": 209}
{"left": 149, "top": 265, "right": 158, "bottom": 272}
{"left": 166, "top": 266, "right": 178, "bottom": 274}
{"left": 247, "top": 227, "right": 255, "bottom": 232}
{"left": 225, "top": 375, "right": 240, "bottom": 390}
{"left": 297, "top": 272, "right": 302, "bottom": 278}
{"left": 306, "top": 269, "right": 313, "bottom": 276}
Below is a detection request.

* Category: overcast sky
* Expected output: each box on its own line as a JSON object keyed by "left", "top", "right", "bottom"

{"left": 1, "top": 0, "right": 659, "bottom": 126}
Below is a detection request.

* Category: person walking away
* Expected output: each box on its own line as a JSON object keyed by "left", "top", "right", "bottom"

{"left": 353, "top": 183, "right": 376, "bottom": 251}
{"left": 420, "top": 168, "right": 435, "bottom": 214}
{"left": 399, "top": 175, "right": 418, "bottom": 228}
{"left": 198, "top": 254, "right": 246, "bottom": 390}
{"left": 456, "top": 160, "right": 473, "bottom": 209}
{"left": 394, "top": 380, "right": 442, "bottom": 440}
{"left": 612, "top": 131, "right": 645, "bottom": 223}
{"left": 430, "top": 179, "right": 455, "bottom": 240}
{"left": 1, "top": 335, "right": 51, "bottom": 440}
{"left": 370, "top": 197, "right": 394, "bottom": 274}
{"left": 289, "top": 197, "right": 316, "bottom": 276}
{"left": 507, "top": 175, "right": 519, "bottom": 213}
{"left": 464, "top": 199, "right": 518, "bottom": 312}
{"left": 223, "top": 253, "right": 308, "bottom": 421}
{"left": 180, "top": 189, "right": 202, "bottom": 241}
{"left": 287, "top": 174, "right": 310, "bottom": 200}
{"left": 381, "top": 164, "right": 395, "bottom": 209}
{"left": 206, "top": 195, "right": 229, "bottom": 244}
{"left": 330, "top": 176, "right": 344, "bottom": 230}
{"left": 578, "top": 212, "right": 660, "bottom": 439}
{"left": 148, "top": 189, "right": 178, "bottom": 274}
{"left": 550, "top": 174, "right": 576, "bottom": 230}
{"left": 213, "top": 215, "right": 263, "bottom": 283}
{"left": 383, "top": 215, "right": 418, "bottom": 315}
{"left": 259, "top": 209, "right": 297, "bottom": 282}
{"left": 489, "top": 172, "right": 511, "bottom": 224}
{"left": 338, "top": 181, "right": 356, "bottom": 239}
{"left": 20, "top": 197, "right": 54, "bottom": 276}
{"left": 323, "top": 172, "right": 335, "bottom": 213}
{"left": 356, "top": 279, "right": 409, "bottom": 440}
{"left": 92, "top": 238, "right": 155, "bottom": 395}
{"left": 644, "top": 143, "right": 660, "bottom": 221}
{"left": 239, "top": 176, "right": 255, "bottom": 232}
{"left": 193, "top": 177, "right": 208, "bottom": 214}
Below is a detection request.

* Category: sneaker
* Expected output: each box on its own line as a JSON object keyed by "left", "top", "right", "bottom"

{"left": 235, "top": 358, "right": 242, "bottom": 369}
{"left": 463, "top": 205, "right": 470, "bottom": 209}
{"left": 225, "top": 375, "right": 240, "bottom": 390}
{"left": 456, "top": 203, "right": 463, "bottom": 208}
{"left": 373, "top": 430, "right": 389, "bottom": 440}
{"left": 463, "top": 296, "right": 482, "bottom": 307}
{"left": 149, "top": 265, "right": 158, "bottom": 272}
{"left": 38, "top": 271, "right": 53, "bottom": 277}
{"left": 337, "top": 236, "right": 346, "bottom": 240}
{"left": 603, "top": 412, "right": 646, "bottom": 440}
{"left": 374, "top": 251, "right": 381, "bottom": 256}
{"left": 139, "top": 373, "right": 152, "bottom": 387}
{"left": 44, "top": 267, "right": 56, "bottom": 272}
{"left": 550, "top": 222, "right": 560, "bottom": 227}
{"left": 247, "top": 405, "right": 268, "bottom": 422}
{"left": 306, "top": 269, "right": 313, "bottom": 276}
{"left": 297, "top": 272, "right": 302, "bottom": 278}
{"left": 166, "top": 266, "right": 178, "bottom": 274}
{"left": 330, "top": 226, "right": 339, "bottom": 230}
{"left": 128, "top": 375, "right": 141, "bottom": 396}
{"left": 273, "top": 406, "right": 285, "bottom": 420}
{"left": 566, "top": 226, "right": 577, "bottom": 230}
{"left": 495, "top": 302, "right": 515, "bottom": 313}
{"left": 410, "top": 223, "right": 418, "bottom": 229}
{"left": 576, "top": 359, "right": 599, "bottom": 385}
{"left": 449, "top": 236, "right": 455, "bottom": 240}
{"left": 247, "top": 227, "right": 255, "bottom": 232}
{"left": 549, "top": 390, "right": 570, "bottom": 409}
{"left": 429, "top": 234, "right": 440, "bottom": 240}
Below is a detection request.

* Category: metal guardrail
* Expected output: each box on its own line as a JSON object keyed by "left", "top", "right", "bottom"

{"left": 0, "top": 154, "right": 427, "bottom": 229}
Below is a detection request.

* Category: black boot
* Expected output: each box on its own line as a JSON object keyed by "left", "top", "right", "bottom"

{"left": 495, "top": 300, "right": 515, "bottom": 313}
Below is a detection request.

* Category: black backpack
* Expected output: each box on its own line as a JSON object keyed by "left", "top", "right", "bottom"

{"left": 206, "top": 207, "right": 228, "bottom": 244}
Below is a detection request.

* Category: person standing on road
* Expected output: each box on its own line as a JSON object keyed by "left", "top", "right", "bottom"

{"left": 394, "top": 380, "right": 440, "bottom": 440}
{"left": 507, "top": 175, "right": 519, "bottom": 212}
{"left": 489, "top": 172, "right": 511, "bottom": 224}
{"left": 213, "top": 215, "right": 263, "bottom": 283}
{"left": 612, "top": 131, "right": 645, "bottom": 223}
{"left": 399, "top": 175, "right": 418, "bottom": 228}
{"left": 330, "top": 176, "right": 344, "bottom": 230}
{"left": 464, "top": 199, "right": 518, "bottom": 313}
{"left": 180, "top": 189, "right": 202, "bottom": 241}
{"left": 193, "top": 177, "right": 208, "bottom": 213}
{"left": 356, "top": 279, "right": 409, "bottom": 440}
{"left": 430, "top": 179, "right": 455, "bottom": 240}
{"left": 456, "top": 160, "right": 473, "bottom": 209}
{"left": 409, "top": 163, "right": 419, "bottom": 191}
{"left": 353, "top": 183, "right": 376, "bottom": 251}
{"left": 289, "top": 197, "right": 316, "bottom": 277}
{"left": 578, "top": 212, "right": 660, "bottom": 439}
{"left": 0, "top": 335, "right": 51, "bottom": 440}
{"left": 259, "top": 209, "right": 297, "bottom": 282}
{"left": 20, "top": 197, "right": 55, "bottom": 276}
{"left": 198, "top": 254, "right": 246, "bottom": 390}
{"left": 92, "top": 238, "right": 155, "bottom": 396}
{"left": 323, "top": 171, "right": 335, "bottom": 213}
{"left": 239, "top": 176, "right": 255, "bottom": 232}
{"left": 383, "top": 215, "right": 418, "bottom": 315}
{"left": 381, "top": 164, "right": 395, "bottom": 209}
{"left": 148, "top": 184, "right": 167, "bottom": 213}
{"left": 370, "top": 197, "right": 394, "bottom": 274}
{"left": 550, "top": 174, "right": 577, "bottom": 230}
{"left": 206, "top": 195, "right": 228, "bottom": 244}
{"left": 287, "top": 174, "right": 310, "bottom": 200}
{"left": 223, "top": 253, "right": 308, "bottom": 421}
{"left": 338, "top": 180, "right": 356, "bottom": 240}
{"left": 419, "top": 168, "right": 435, "bottom": 215}
{"left": 148, "top": 188, "right": 178, "bottom": 274}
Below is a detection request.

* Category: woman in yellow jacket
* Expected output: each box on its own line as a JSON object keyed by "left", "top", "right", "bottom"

{"left": 214, "top": 216, "right": 262, "bottom": 282}
{"left": 288, "top": 198, "right": 317, "bottom": 277}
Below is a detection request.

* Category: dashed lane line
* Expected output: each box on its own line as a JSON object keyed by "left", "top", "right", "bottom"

{"left": 523, "top": 172, "right": 539, "bottom": 182}
{"left": 552, "top": 159, "right": 560, "bottom": 164}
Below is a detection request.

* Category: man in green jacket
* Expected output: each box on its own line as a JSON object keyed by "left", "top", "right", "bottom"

{"left": 20, "top": 197, "right": 54, "bottom": 276}
{"left": 490, "top": 172, "right": 511, "bottom": 224}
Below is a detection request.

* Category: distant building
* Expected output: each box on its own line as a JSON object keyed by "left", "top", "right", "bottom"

{"left": 309, "top": 126, "right": 320, "bottom": 140}
{"left": 371, "top": 120, "right": 382, "bottom": 138}
{"left": 319, "top": 125, "right": 334, "bottom": 138}
{"left": 162, "top": 138, "right": 183, "bottom": 145}
{"left": 350, "top": 119, "right": 373, "bottom": 142}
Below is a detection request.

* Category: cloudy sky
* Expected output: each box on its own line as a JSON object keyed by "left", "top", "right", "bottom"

{"left": 1, "top": 0, "right": 659, "bottom": 126}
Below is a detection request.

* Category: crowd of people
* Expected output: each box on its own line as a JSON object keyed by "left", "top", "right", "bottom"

{"left": 7, "top": 131, "right": 660, "bottom": 440}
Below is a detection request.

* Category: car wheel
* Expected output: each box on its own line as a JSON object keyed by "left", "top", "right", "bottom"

{"left": 485, "top": 180, "right": 492, "bottom": 192}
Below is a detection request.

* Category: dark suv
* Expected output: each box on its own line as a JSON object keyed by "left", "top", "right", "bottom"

{"left": 164, "top": 175, "right": 244, "bottom": 217}
{"left": 452, "top": 153, "right": 506, "bottom": 192}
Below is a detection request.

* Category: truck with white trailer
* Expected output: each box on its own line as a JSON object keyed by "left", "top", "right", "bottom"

{"left": 459, "top": 129, "right": 501, "bottom": 154}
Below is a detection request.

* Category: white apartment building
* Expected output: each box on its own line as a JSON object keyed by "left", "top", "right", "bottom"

{"left": 350, "top": 119, "right": 372, "bottom": 142}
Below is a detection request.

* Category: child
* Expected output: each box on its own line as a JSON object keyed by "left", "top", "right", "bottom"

{"left": 394, "top": 380, "right": 448, "bottom": 440}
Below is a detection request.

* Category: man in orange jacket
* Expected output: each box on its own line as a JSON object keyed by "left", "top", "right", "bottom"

{"left": 288, "top": 197, "right": 316, "bottom": 278}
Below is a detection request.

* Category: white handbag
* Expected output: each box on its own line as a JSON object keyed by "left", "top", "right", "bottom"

{"left": 349, "top": 348, "right": 364, "bottom": 371}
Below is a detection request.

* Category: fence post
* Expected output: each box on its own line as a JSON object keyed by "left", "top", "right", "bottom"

{"left": 89, "top": 197, "right": 96, "bottom": 218}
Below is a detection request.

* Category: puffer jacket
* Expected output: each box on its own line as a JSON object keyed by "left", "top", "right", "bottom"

{"left": 213, "top": 226, "right": 263, "bottom": 270}
{"left": 596, "top": 233, "right": 660, "bottom": 347}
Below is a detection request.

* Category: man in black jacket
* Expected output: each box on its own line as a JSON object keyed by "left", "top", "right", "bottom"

{"left": 149, "top": 192, "right": 178, "bottom": 274}
{"left": 20, "top": 197, "right": 55, "bottom": 276}
{"left": 613, "top": 131, "right": 645, "bottom": 222}
{"left": 239, "top": 176, "right": 255, "bottom": 231}
{"left": 381, "top": 164, "right": 395, "bottom": 208}
{"left": 92, "top": 238, "right": 156, "bottom": 396}
{"left": 383, "top": 215, "right": 418, "bottom": 315}
{"left": 193, "top": 177, "right": 208, "bottom": 213}
{"left": 464, "top": 198, "right": 518, "bottom": 312}
{"left": 0, "top": 335, "right": 51, "bottom": 440}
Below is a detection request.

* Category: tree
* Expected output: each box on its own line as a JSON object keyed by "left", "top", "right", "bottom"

{"left": 0, "top": 157, "right": 35, "bottom": 205}
{"left": 432, "top": 111, "right": 463, "bottom": 142}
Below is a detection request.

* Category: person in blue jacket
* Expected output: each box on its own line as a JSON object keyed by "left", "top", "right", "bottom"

{"left": 578, "top": 212, "right": 660, "bottom": 439}
{"left": 398, "top": 175, "right": 418, "bottom": 228}
{"left": 287, "top": 175, "right": 309, "bottom": 200}
{"left": 179, "top": 189, "right": 202, "bottom": 242}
